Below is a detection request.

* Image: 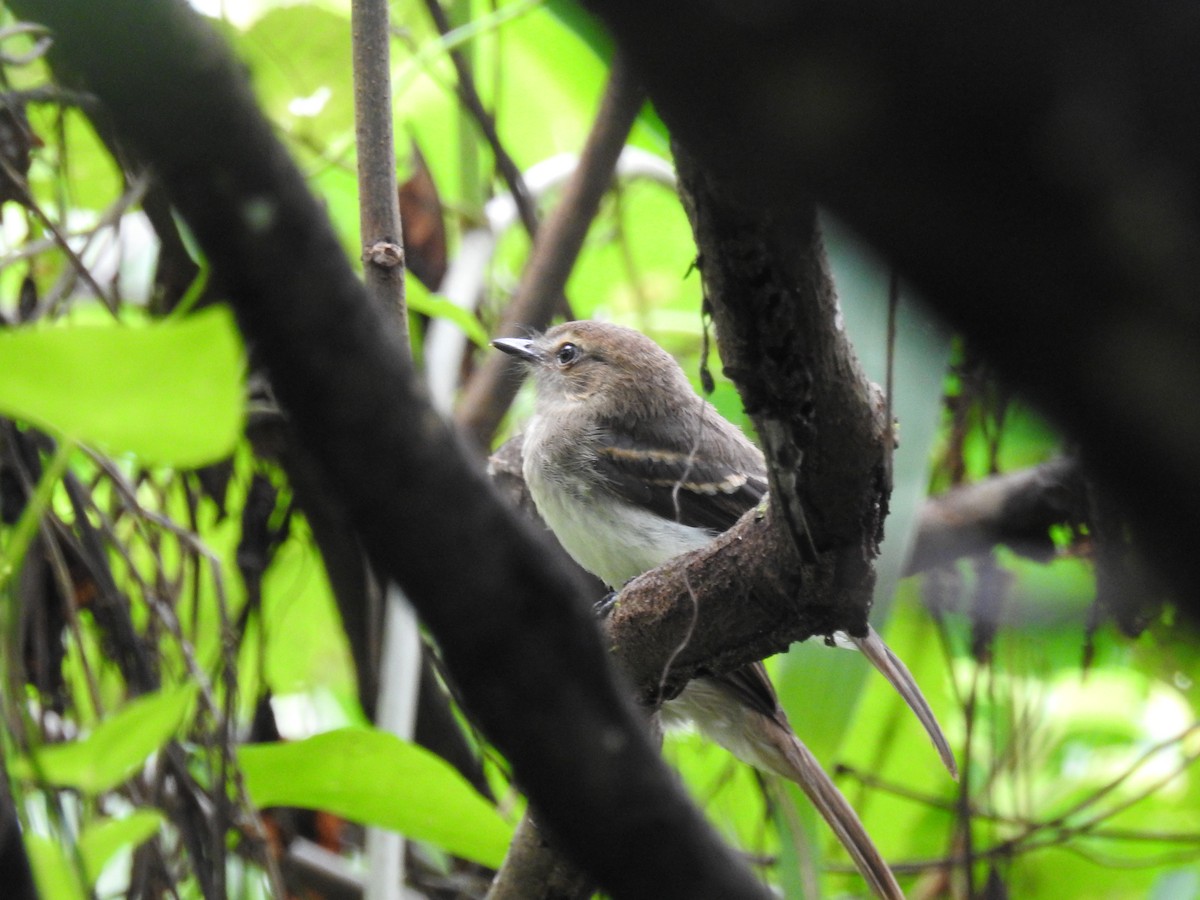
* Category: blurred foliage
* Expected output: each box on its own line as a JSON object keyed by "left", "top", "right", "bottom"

{"left": 0, "top": 1, "right": 1194, "bottom": 898}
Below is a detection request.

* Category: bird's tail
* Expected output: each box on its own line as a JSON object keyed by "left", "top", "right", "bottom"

{"left": 668, "top": 675, "right": 904, "bottom": 899}
{"left": 766, "top": 725, "right": 905, "bottom": 900}
{"left": 848, "top": 625, "right": 958, "bottom": 779}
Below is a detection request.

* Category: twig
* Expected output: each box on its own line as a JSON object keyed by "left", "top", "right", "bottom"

{"left": 40, "top": 172, "right": 151, "bottom": 318}
{"left": 420, "top": 0, "right": 540, "bottom": 239}
{"left": 0, "top": 152, "right": 119, "bottom": 314}
{"left": 352, "top": 0, "right": 407, "bottom": 337}
{"left": 2, "top": 85, "right": 97, "bottom": 110}
{"left": 351, "top": 6, "right": 422, "bottom": 898}
{"left": 1, "top": 437, "right": 107, "bottom": 717}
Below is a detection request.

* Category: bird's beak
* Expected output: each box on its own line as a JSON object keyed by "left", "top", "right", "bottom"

{"left": 491, "top": 337, "right": 541, "bottom": 364}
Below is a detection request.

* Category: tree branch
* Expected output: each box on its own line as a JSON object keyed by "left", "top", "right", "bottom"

{"left": 907, "top": 456, "right": 1086, "bottom": 574}
{"left": 486, "top": 153, "right": 887, "bottom": 705}
{"left": 493, "top": 447, "right": 1092, "bottom": 702}
{"left": 487, "top": 814, "right": 595, "bottom": 900}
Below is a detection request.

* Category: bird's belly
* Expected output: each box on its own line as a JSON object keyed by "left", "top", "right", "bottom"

{"left": 526, "top": 472, "right": 712, "bottom": 588}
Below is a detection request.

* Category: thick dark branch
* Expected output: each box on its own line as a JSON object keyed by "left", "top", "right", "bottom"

{"left": 676, "top": 151, "right": 887, "bottom": 559}
{"left": 609, "top": 505, "right": 851, "bottom": 701}
{"left": 17, "top": 2, "right": 769, "bottom": 897}
{"left": 907, "top": 457, "right": 1086, "bottom": 574}
{"left": 681, "top": 148, "right": 889, "bottom": 614}
{"left": 582, "top": 0, "right": 1200, "bottom": 611}
{"left": 487, "top": 814, "right": 595, "bottom": 900}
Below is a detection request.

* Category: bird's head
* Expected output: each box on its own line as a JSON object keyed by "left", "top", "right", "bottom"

{"left": 492, "top": 320, "right": 696, "bottom": 420}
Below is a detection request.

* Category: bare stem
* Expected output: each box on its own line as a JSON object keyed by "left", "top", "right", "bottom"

{"left": 352, "top": 0, "right": 408, "bottom": 340}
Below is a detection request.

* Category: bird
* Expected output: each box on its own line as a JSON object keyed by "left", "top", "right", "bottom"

{"left": 493, "top": 319, "right": 955, "bottom": 900}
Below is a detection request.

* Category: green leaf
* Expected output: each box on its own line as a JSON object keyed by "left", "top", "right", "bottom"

{"left": 232, "top": 6, "right": 355, "bottom": 139}
{"left": 239, "top": 728, "right": 513, "bottom": 867}
{"left": 25, "top": 834, "right": 86, "bottom": 900}
{"left": 9, "top": 684, "right": 199, "bottom": 795}
{"left": 545, "top": 0, "right": 613, "bottom": 61}
{"left": 0, "top": 306, "right": 245, "bottom": 466}
{"left": 79, "top": 810, "right": 165, "bottom": 884}
{"left": 261, "top": 531, "right": 357, "bottom": 699}
{"left": 26, "top": 107, "right": 123, "bottom": 212}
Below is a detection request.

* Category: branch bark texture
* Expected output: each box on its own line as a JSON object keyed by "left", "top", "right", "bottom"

{"left": 605, "top": 149, "right": 889, "bottom": 700}
{"left": 16, "top": 2, "right": 771, "bottom": 897}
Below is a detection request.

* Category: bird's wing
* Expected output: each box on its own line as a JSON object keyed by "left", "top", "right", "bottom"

{"left": 711, "top": 661, "right": 786, "bottom": 722}
{"left": 592, "top": 425, "right": 768, "bottom": 532}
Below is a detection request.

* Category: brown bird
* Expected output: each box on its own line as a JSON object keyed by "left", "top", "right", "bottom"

{"left": 495, "top": 320, "right": 955, "bottom": 900}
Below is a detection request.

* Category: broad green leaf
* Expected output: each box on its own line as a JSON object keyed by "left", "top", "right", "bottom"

{"left": 543, "top": 0, "right": 667, "bottom": 149}
{"left": 493, "top": 6, "right": 607, "bottom": 160}
{"left": 564, "top": 180, "right": 698, "bottom": 326}
{"left": 10, "top": 684, "right": 199, "bottom": 795}
{"left": 26, "top": 107, "right": 123, "bottom": 211}
{"left": 261, "top": 532, "right": 356, "bottom": 699}
{"left": 240, "top": 728, "right": 513, "bottom": 867}
{"left": 25, "top": 834, "right": 86, "bottom": 900}
{"left": 79, "top": 810, "right": 165, "bottom": 884}
{"left": 0, "top": 306, "right": 245, "bottom": 466}
{"left": 664, "top": 730, "right": 773, "bottom": 853}
{"left": 233, "top": 6, "right": 355, "bottom": 139}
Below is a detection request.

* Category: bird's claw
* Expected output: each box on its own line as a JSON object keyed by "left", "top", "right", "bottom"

{"left": 593, "top": 590, "right": 619, "bottom": 619}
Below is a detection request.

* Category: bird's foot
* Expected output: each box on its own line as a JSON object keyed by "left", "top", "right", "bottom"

{"left": 593, "top": 590, "right": 619, "bottom": 619}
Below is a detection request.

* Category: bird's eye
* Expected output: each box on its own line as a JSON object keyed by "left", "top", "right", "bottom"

{"left": 555, "top": 342, "right": 580, "bottom": 366}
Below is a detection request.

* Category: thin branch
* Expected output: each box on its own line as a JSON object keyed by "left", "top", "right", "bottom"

{"left": 351, "top": 14, "right": 415, "bottom": 898}
{"left": 420, "top": 0, "right": 539, "bottom": 239}
{"left": 841, "top": 762, "right": 1200, "bottom": 848}
{"left": 2, "top": 84, "right": 97, "bottom": 109}
{"left": 0, "top": 152, "right": 119, "bottom": 314}
{"left": 352, "top": 0, "right": 407, "bottom": 335}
